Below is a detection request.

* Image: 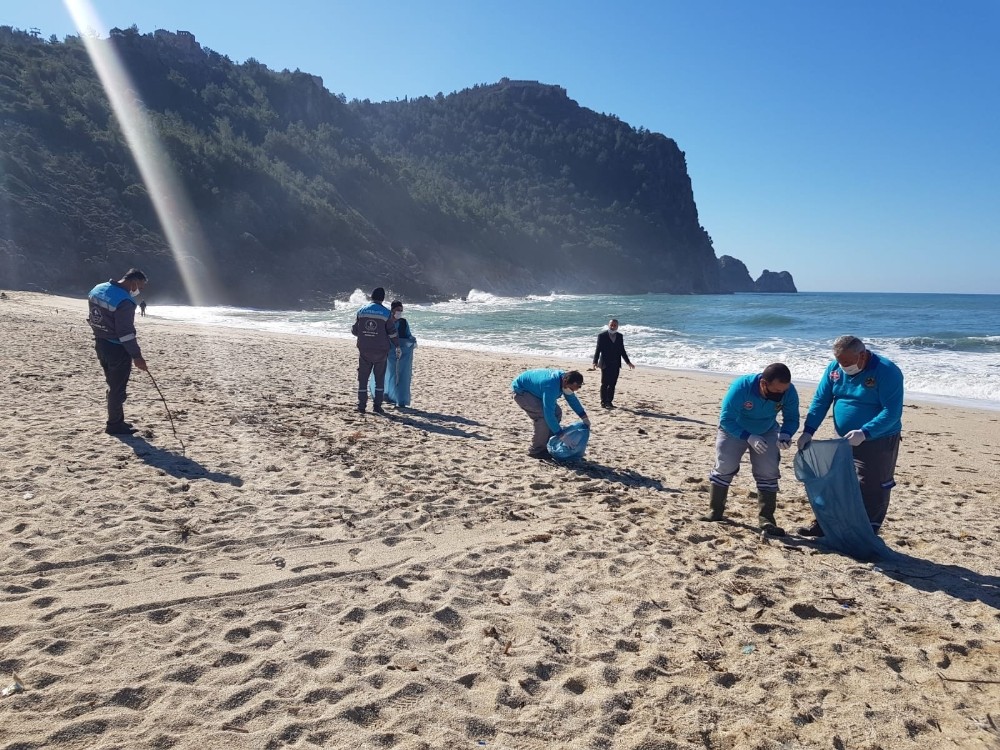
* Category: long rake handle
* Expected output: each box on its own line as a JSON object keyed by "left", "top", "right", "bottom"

{"left": 146, "top": 368, "right": 186, "bottom": 455}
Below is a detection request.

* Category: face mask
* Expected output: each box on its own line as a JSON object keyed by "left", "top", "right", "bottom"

{"left": 764, "top": 390, "right": 784, "bottom": 403}
{"left": 608, "top": 328, "right": 618, "bottom": 335}
{"left": 842, "top": 363, "right": 862, "bottom": 376}
{"left": 393, "top": 311, "right": 402, "bottom": 319}
{"left": 562, "top": 388, "right": 574, "bottom": 396}
{"left": 130, "top": 288, "right": 140, "bottom": 298}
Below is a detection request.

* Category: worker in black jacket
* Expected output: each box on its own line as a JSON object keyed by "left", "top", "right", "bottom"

{"left": 592, "top": 319, "right": 634, "bottom": 409}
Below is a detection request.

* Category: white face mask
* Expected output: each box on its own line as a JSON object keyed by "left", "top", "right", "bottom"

{"left": 130, "top": 288, "right": 141, "bottom": 298}
{"left": 393, "top": 311, "right": 402, "bottom": 319}
{"left": 842, "top": 363, "right": 862, "bottom": 376}
{"left": 562, "top": 388, "right": 574, "bottom": 396}
{"left": 608, "top": 327, "right": 618, "bottom": 334}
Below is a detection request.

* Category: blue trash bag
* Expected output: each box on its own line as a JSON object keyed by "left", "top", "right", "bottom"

{"left": 368, "top": 338, "right": 416, "bottom": 406}
{"left": 793, "top": 439, "right": 896, "bottom": 560}
{"left": 547, "top": 421, "right": 590, "bottom": 460}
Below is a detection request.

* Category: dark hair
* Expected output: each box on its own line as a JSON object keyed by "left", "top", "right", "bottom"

{"left": 370, "top": 287, "right": 385, "bottom": 302}
{"left": 761, "top": 362, "right": 791, "bottom": 384}
{"left": 390, "top": 300, "right": 403, "bottom": 311}
{"left": 564, "top": 370, "right": 584, "bottom": 387}
{"left": 122, "top": 268, "right": 147, "bottom": 282}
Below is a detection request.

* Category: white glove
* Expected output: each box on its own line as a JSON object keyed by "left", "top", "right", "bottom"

{"left": 748, "top": 435, "right": 768, "bottom": 455}
{"left": 845, "top": 429, "right": 866, "bottom": 447}
{"left": 395, "top": 347, "right": 402, "bottom": 360}
{"left": 777, "top": 433, "right": 792, "bottom": 450}
{"left": 581, "top": 416, "right": 591, "bottom": 427}
{"left": 797, "top": 432, "right": 813, "bottom": 450}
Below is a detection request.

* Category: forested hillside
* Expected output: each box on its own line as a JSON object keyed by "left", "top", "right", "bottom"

{"left": 0, "top": 26, "right": 794, "bottom": 306}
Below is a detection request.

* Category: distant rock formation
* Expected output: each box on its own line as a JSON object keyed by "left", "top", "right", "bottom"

{"left": 717, "top": 256, "right": 755, "bottom": 293}
{"left": 717, "top": 257, "right": 797, "bottom": 294}
{"left": 754, "top": 270, "right": 797, "bottom": 293}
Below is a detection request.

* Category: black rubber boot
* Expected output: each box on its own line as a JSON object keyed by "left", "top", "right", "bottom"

{"left": 757, "top": 490, "right": 786, "bottom": 536}
{"left": 700, "top": 484, "right": 728, "bottom": 522}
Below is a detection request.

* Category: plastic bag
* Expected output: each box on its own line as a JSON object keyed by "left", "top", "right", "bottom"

{"left": 547, "top": 421, "right": 590, "bottom": 460}
{"left": 793, "top": 439, "right": 894, "bottom": 560}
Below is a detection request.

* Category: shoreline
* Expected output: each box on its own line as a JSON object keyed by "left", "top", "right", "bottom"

{"left": 78, "top": 292, "right": 1000, "bottom": 414}
{"left": 3, "top": 290, "right": 999, "bottom": 748}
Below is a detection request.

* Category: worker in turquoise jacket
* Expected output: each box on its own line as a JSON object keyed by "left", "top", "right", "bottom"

{"left": 797, "top": 335, "right": 904, "bottom": 537}
{"left": 702, "top": 362, "right": 800, "bottom": 536}
{"left": 511, "top": 368, "right": 590, "bottom": 459}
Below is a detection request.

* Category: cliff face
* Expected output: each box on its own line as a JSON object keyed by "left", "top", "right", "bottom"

{"left": 0, "top": 28, "right": 796, "bottom": 307}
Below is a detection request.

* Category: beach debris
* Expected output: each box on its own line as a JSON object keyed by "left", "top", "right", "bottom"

{"left": 272, "top": 556, "right": 286, "bottom": 569}
{"left": 1, "top": 673, "right": 24, "bottom": 697}
{"left": 741, "top": 644, "right": 756, "bottom": 654}
{"left": 221, "top": 723, "right": 249, "bottom": 734}
{"left": 490, "top": 592, "right": 511, "bottom": 606}
{"left": 22, "top": 492, "right": 33, "bottom": 500}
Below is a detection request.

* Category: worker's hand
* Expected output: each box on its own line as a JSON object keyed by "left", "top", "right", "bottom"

{"left": 845, "top": 429, "right": 866, "bottom": 447}
{"left": 748, "top": 435, "right": 768, "bottom": 455}
{"left": 133, "top": 356, "right": 148, "bottom": 372}
{"left": 797, "top": 432, "right": 813, "bottom": 451}
{"left": 628, "top": 363, "right": 635, "bottom": 370}
{"left": 581, "top": 415, "right": 591, "bottom": 427}
{"left": 395, "top": 347, "right": 402, "bottom": 361}
{"left": 777, "top": 433, "right": 792, "bottom": 450}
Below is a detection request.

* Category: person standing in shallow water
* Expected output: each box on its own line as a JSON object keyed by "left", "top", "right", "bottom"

{"left": 701, "top": 362, "right": 800, "bottom": 536}
{"left": 352, "top": 287, "right": 400, "bottom": 414}
{"left": 87, "top": 268, "right": 148, "bottom": 435}
{"left": 592, "top": 318, "right": 634, "bottom": 409}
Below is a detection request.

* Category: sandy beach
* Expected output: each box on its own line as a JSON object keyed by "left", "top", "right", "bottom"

{"left": 1, "top": 290, "right": 998, "bottom": 750}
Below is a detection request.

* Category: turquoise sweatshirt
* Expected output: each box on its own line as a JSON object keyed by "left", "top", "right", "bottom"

{"left": 803, "top": 353, "right": 903, "bottom": 439}
{"left": 511, "top": 368, "right": 587, "bottom": 434}
{"left": 719, "top": 373, "right": 800, "bottom": 440}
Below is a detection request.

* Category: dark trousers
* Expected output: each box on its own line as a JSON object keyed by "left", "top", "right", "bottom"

{"left": 600, "top": 366, "right": 621, "bottom": 406}
{"left": 853, "top": 433, "right": 901, "bottom": 530}
{"left": 95, "top": 339, "right": 132, "bottom": 426}
{"left": 358, "top": 354, "right": 387, "bottom": 409}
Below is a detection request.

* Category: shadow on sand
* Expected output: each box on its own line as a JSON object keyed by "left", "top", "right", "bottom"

{"left": 378, "top": 408, "right": 490, "bottom": 441}
{"left": 617, "top": 406, "right": 711, "bottom": 426}
{"left": 553, "top": 458, "right": 679, "bottom": 492}
{"left": 877, "top": 552, "right": 1000, "bottom": 610}
{"left": 112, "top": 434, "right": 243, "bottom": 485}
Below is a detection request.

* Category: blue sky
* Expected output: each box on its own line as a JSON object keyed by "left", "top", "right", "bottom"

{"left": 6, "top": 1, "right": 999, "bottom": 293}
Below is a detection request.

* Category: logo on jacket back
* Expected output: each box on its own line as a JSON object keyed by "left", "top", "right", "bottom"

{"left": 363, "top": 319, "right": 378, "bottom": 337}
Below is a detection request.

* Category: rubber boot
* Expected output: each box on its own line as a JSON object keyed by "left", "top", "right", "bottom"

{"left": 700, "top": 484, "right": 728, "bottom": 522}
{"left": 757, "top": 490, "right": 786, "bottom": 536}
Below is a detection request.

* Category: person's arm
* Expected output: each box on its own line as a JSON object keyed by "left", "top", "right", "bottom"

{"left": 718, "top": 379, "right": 750, "bottom": 439}
{"left": 565, "top": 392, "right": 587, "bottom": 420}
{"left": 592, "top": 335, "right": 602, "bottom": 367}
{"left": 540, "top": 388, "right": 563, "bottom": 434}
{"left": 114, "top": 302, "right": 146, "bottom": 370}
{"left": 351, "top": 315, "right": 359, "bottom": 336}
{"left": 779, "top": 385, "right": 800, "bottom": 437}
{"left": 862, "top": 365, "right": 904, "bottom": 439}
{"left": 619, "top": 336, "right": 633, "bottom": 368}
{"left": 803, "top": 363, "right": 836, "bottom": 434}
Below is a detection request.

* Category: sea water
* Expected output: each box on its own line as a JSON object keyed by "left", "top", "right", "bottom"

{"left": 152, "top": 290, "right": 1000, "bottom": 408}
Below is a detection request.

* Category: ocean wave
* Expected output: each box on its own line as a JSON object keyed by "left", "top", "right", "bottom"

{"left": 895, "top": 334, "right": 1000, "bottom": 353}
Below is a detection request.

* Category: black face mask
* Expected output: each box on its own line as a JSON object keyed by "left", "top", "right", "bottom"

{"left": 763, "top": 387, "right": 784, "bottom": 403}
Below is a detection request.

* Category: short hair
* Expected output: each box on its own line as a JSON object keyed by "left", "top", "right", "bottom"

{"left": 122, "top": 268, "right": 147, "bottom": 282}
{"left": 832, "top": 335, "right": 865, "bottom": 357}
{"left": 564, "top": 370, "right": 584, "bottom": 387}
{"left": 370, "top": 287, "right": 385, "bottom": 302}
{"left": 609, "top": 318, "right": 619, "bottom": 325}
{"left": 761, "top": 362, "right": 791, "bottom": 384}
{"left": 390, "top": 300, "right": 403, "bottom": 311}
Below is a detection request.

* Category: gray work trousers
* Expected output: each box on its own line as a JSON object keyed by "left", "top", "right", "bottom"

{"left": 709, "top": 427, "right": 781, "bottom": 492}
{"left": 852, "top": 432, "right": 901, "bottom": 530}
{"left": 358, "top": 353, "right": 387, "bottom": 409}
{"left": 513, "top": 392, "right": 561, "bottom": 453}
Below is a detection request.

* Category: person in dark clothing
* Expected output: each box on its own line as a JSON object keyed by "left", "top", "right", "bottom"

{"left": 139, "top": 300, "right": 147, "bottom": 317}
{"left": 87, "top": 268, "right": 148, "bottom": 434}
{"left": 351, "top": 287, "right": 400, "bottom": 414}
{"left": 591, "top": 319, "right": 634, "bottom": 408}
